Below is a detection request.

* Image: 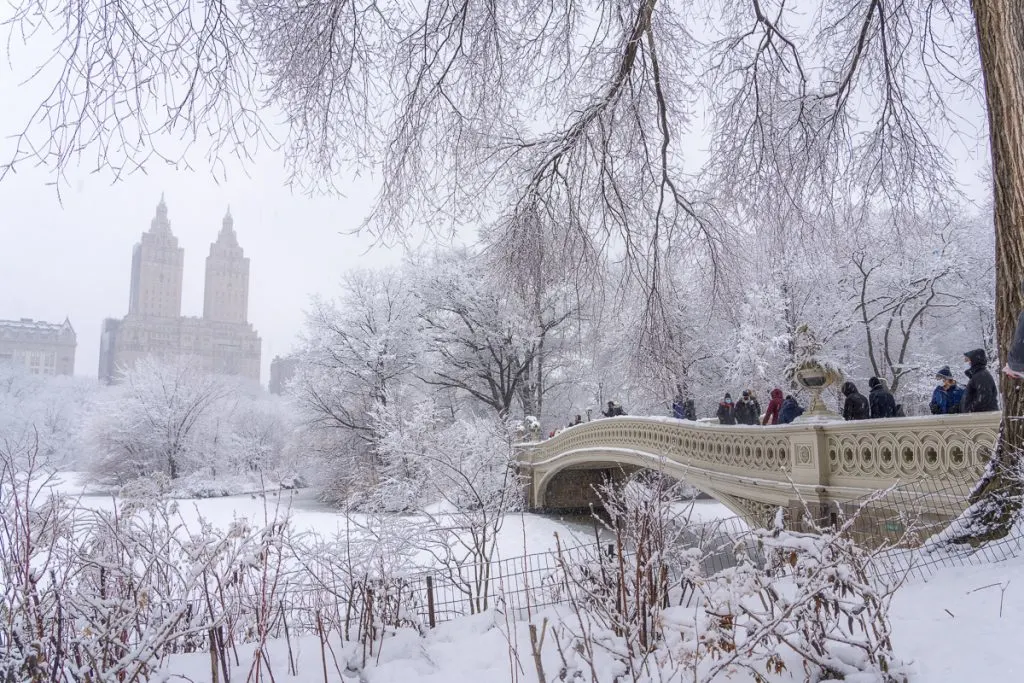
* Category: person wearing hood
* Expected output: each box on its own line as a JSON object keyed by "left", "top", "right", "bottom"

{"left": 778, "top": 394, "right": 805, "bottom": 424}
{"left": 717, "top": 393, "right": 737, "bottom": 425}
{"left": 762, "top": 388, "right": 784, "bottom": 425}
{"left": 868, "top": 377, "right": 897, "bottom": 419}
{"left": 961, "top": 349, "right": 999, "bottom": 413}
{"left": 841, "top": 381, "right": 870, "bottom": 421}
{"left": 929, "top": 366, "right": 965, "bottom": 415}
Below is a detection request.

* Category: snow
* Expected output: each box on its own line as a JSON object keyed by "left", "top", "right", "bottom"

{"left": 891, "top": 555, "right": 1024, "bottom": 681}
{"left": 48, "top": 471, "right": 738, "bottom": 558}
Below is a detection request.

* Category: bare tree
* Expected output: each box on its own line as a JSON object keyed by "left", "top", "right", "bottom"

{"left": 292, "top": 269, "right": 421, "bottom": 497}
{"left": 5, "top": 1, "right": 1024, "bottom": 513}
{"left": 846, "top": 215, "right": 968, "bottom": 392}
{"left": 413, "top": 249, "right": 572, "bottom": 419}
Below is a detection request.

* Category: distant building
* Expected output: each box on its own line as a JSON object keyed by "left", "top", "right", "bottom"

{"left": 0, "top": 317, "right": 77, "bottom": 375}
{"left": 99, "top": 196, "right": 262, "bottom": 383}
{"left": 269, "top": 355, "right": 299, "bottom": 395}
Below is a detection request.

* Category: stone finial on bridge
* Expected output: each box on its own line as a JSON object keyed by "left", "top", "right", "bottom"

{"left": 786, "top": 324, "right": 844, "bottom": 422}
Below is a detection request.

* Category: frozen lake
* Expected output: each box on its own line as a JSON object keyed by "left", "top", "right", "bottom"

{"left": 48, "top": 471, "right": 740, "bottom": 559}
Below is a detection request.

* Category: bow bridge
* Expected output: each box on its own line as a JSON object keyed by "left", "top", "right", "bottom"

{"left": 514, "top": 413, "right": 1001, "bottom": 528}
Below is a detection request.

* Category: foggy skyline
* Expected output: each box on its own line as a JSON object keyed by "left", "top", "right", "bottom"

{"left": 0, "top": 163, "right": 403, "bottom": 382}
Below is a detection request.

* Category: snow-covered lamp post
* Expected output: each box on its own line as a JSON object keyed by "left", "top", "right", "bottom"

{"left": 786, "top": 324, "right": 844, "bottom": 422}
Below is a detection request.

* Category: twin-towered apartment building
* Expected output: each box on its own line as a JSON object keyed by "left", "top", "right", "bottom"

{"left": 98, "top": 196, "right": 262, "bottom": 383}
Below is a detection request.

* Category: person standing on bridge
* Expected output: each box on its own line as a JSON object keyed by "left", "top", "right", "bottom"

{"left": 734, "top": 390, "right": 761, "bottom": 425}
{"left": 672, "top": 393, "right": 686, "bottom": 419}
{"left": 717, "top": 393, "right": 737, "bottom": 425}
{"left": 778, "top": 394, "right": 805, "bottom": 423}
{"left": 841, "top": 382, "right": 870, "bottom": 421}
{"left": 929, "top": 367, "right": 964, "bottom": 415}
{"left": 762, "top": 388, "right": 784, "bottom": 425}
{"left": 868, "top": 377, "right": 898, "bottom": 419}
{"left": 602, "top": 401, "right": 627, "bottom": 417}
{"left": 672, "top": 394, "right": 698, "bottom": 421}
{"left": 961, "top": 349, "right": 999, "bottom": 413}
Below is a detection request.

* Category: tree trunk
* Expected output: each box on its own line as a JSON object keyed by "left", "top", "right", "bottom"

{"left": 958, "top": 1, "right": 1024, "bottom": 542}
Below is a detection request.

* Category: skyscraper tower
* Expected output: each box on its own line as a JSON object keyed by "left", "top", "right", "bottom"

{"left": 202, "top": 208, "right": 250, "bottom": 324}
{"left": 128, "top": 195, "right": 185, "bottom": 318}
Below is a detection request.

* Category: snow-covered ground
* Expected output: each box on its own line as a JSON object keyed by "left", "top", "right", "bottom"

{"left": 891, "top": 555, "right": 1023, "bottom": 681}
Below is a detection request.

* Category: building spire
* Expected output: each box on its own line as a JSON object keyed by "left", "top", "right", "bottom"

{"left": 218, "top": 206, "right": 238, "bottom": 246}
{"left": 150, "top": 193, "right": 172, "bottom": 235}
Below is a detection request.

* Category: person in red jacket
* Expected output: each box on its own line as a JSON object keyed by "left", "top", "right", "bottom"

{"left": 762, "top": 387, "right": 784, "bottom": 425}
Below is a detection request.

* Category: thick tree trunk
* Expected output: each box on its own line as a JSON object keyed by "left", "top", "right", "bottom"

{"left": 959, "top": 1, "right": 1024, "bottom": 542}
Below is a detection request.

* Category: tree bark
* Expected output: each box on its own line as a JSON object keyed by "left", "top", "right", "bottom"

{"left": 974, "top": 1, "right": 1024, "bottom": 453}
{"left": 961, "top": 1, "right": 1024, "bottom": 541}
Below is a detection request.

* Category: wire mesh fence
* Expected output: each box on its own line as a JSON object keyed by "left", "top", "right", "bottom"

{"left": 822, "top": 476, "right": 1024, "bottom": 585}
{"left": 398, "top": 513, "right": 762, "bottom": 625}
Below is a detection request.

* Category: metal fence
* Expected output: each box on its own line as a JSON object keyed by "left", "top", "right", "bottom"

{"left": 399, "top": 514, "right": 761, "bottom": 625}
{"left": 826, "top": 476, "right": 1024, "bottom": 584}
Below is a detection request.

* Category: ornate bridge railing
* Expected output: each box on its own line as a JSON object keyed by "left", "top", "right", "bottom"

{"left": 514, "top": 412, "right": 1001, "bottom": 526}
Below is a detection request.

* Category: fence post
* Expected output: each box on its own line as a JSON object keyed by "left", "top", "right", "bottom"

{"left": 426, "top": 576, "right": 436, "bottom": 629}
{"left": 660, "top": 564, "right": 669, "bottom": 608}
{"left": 208, "top": 628, "right": 219, "bottom": 683}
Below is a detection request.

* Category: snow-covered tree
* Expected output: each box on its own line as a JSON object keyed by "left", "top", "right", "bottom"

{"left": 291, "top": 268, "right": 423, "bottom": 501}
{"left": 0, "top": 363, "right": 97, "bottom": 467}
{"left": 87, "top": 358, "right": 228, "bottom": 482}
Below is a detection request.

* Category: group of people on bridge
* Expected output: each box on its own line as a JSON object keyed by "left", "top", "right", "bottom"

{"left": 547, "top": 344, "right": 1018, "bottom": 438}
{"left": 588, "top": 348, "right": 1003, "bottom": 434}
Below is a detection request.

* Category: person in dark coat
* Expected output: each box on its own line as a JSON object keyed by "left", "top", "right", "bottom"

{"left": 841, "top": 381, "right": 870, "bottom": 421}
{"left": 716, "top": 393, "right": 737, "bottom": 425}
{"left": 961, "top": 349, "right": 999, "bottom": 412}
{"left": 734, "top": 390, "right": 761, "bottom": 425}
{"left": 929, "top": 366, "right": 965, "bottom": 415}
{"left": 568, "top": 414, "right": 583, "bottom": 427}
{"left": 683, "top": 399, "right": 696, "bottom": 420}
{"left": 867, "top": 377, "right": 897, "bottom": 419}
{"left": 762, "top": 388, "right": 784, "bottom": 425}
{"left": 598, "top": 401, "right": 622, "bottom": 417}
{"left": 778, "top": 395, "right": 804, "bottom": 424}
{"left": 672, "top": 395, "right": 686, "bottom": 419}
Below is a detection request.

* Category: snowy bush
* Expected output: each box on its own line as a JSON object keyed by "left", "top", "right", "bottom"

{"left": 540, "top": 476, "right": 909, "bottom": 683}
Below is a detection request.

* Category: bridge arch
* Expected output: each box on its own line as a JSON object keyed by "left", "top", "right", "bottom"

{"left": 532, "top": 448, "right": 778, "bottom": 523}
